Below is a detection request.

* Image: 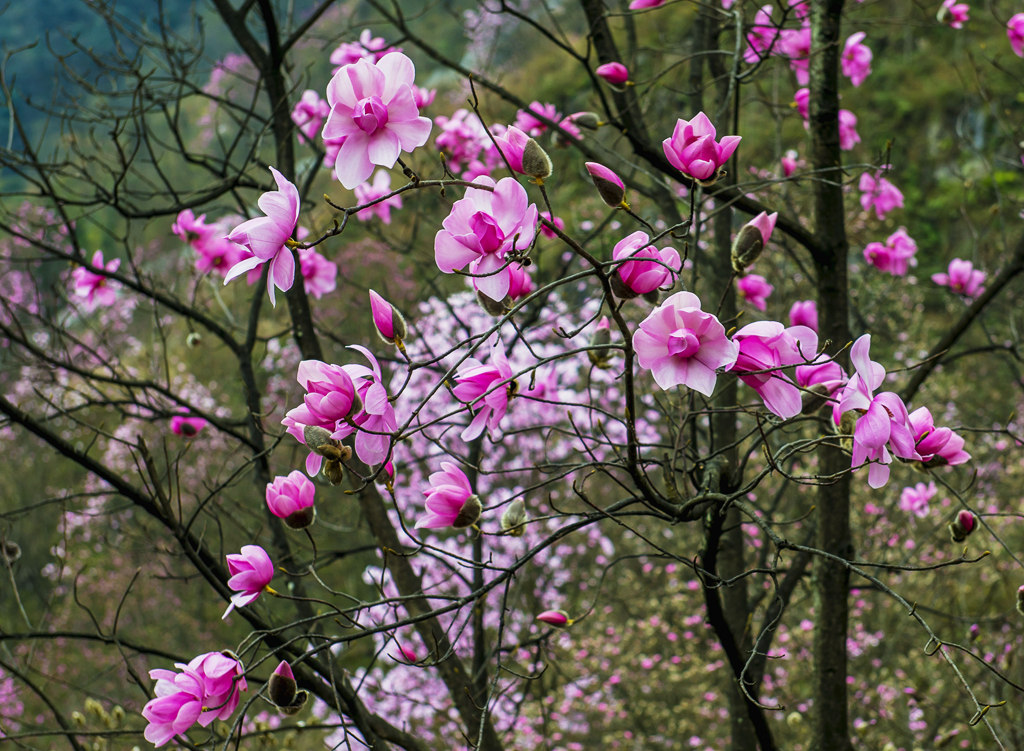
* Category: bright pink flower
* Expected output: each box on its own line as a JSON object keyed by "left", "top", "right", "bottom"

{"left": 539, "top": 212, "right": 565, "bottom": 240}
{"left": 434, "top": 109, "right": 500, "bottom": 179}
{"left": 836, "top": 335, "right": 885, "bottom": 417}
{"left": 452, "top": 340, "right": 516, "bottom": 441}
{"left": 899, "top": 481, "right": 936, "bottom": 518}
{"left": 932, "top": 258, "right": 986, "bottom": 299}
{"left": 838, "top": 109, "right": 861, "bottom": 151}
{"left": 662, "top": 112, "right": 742, "bottom": 182}
{"left": 778, "top": 25, "right": 812, "bottom": 84}
{"left": 170, "top": 414, "right": 207, "bottom": 437}
{"left": 956, "top": 509, "right": 976, "bottom": 534}
{"left": 142, "top": 652, "right": 247, "bottom": 747}
{"left": 492, "top": 125, "right": 532, "bottom": 174}
{"left": 71, "top": 250, "right": 120, "bottom": 311}
{"left": 629, "top": 0, "right": 665, "bottom": 7}
{"left": 298, "top": 246, "right": 337, "bottom": 299}
{"left": 433, "top": 176, "right": 539, "bottom": 302}
{"left": 413, "top": 86, "right": 436, "bottom": 109}
{"left": 392, "top": 644, "right": 418, "bottom": 663}
{"left": 937, "top": 0, "right": 969, "bottom": 28}
{"left": 514, "top": 101, "right": 559, "bottom": 137}
{"left": 863, "top": 227, "right": 917, "bottom": 276}
{"left": 536, "top": 610, "right": 571, "bottom": 627}
{"left": 504, "top": 262, "right": 534, "bottom": 301}
{"left": 172, "top": 209, "right": 212, "bottom": 245}
{"left": 329, "top": 29, "right": 395, "bottom": 72}
{"left": 907, "top": 406, "right": 970, "bottom": 466}
{"left": 585, "top": 162, "right": 627, "bottom": 207}
{"left": 788, "top": 300, "right": 818, "bottom": 332}
{"left": 596, "top": 62, "right": 629, "bottom": 85}
{"left": 841, "top": 32, "right": 872, "bottom": 87}
{"left": 223, "top": 167, "right": 299, "bottom": 307}
{"left": 859, "top": 171, "right": 903, "bottom": 219}
{"left": 633, "top": 291, "right": 739, "bottom": 396}
{"left": 781, "top": 149, "right": 803, "bottom": 177}
{"left": 745, "top": 6, "right": 780, "bottom": 63}
{"left": 284, "top": 360, "right": 360, "bottom": 449}
{"left": 291, "top": 90, "right": 330, "bottom": 143}
{"left": 266, "top": 470, "right": 316, "bottom": 528}
{"left": 736, "top": 274, "right": 774, "bottom": 311}
{"left": 174, "top": 210, "right": 248, "bottom": 276}
{"left": 417, "top": 462, "right": 481, "bottom": 529}
{"left": 335, "top": 345, "right": 398, "bottom": 467}
{"left": 323, "top": 52, "right": 432, "bottom": 190}
{"left": 732, "top": 321, "right": 820, "bottom": 419}
{"left": 354, "top": 170, "right": 404, "bottom": 225}
{"left": 369, "top": 289, "right": 407, "bottom": 343}
{"left": 1008, "top": 13, "right": 1024, "bottom": 57}
{"left": 611, "top": 231, "right": 681, "bottom": 297}
{"left": 223, "top": 545, "right": 273, "bottom": 618}
{"left": 793, "top": 88, "right": 809, "bottom": 121}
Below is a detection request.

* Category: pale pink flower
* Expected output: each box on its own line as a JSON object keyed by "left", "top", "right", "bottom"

{"left": 736, "top": 274, "right": 774, "bottom": 311}
{"left": 899, "top": 481, "right": 937, "bottom": 518}
{"left": 745, "top": 6, "right": 780, "bottom": 63}
{"left": 417, "top": 462, "right": 481, "bottom": 529}
{"left": 298, "top": 247, "right": 337, "bottom": 299}
{"left": 71, "top": 250, "right": 120, "bottom": 311}
{"left": 1008, "top": 13, "right": 1024, "bottom": 57}
{"left": 433, "top": 176, "right": 538, "bottom": 302}
{"left": 663, "top": 112, "right": 742, "bottom": 182}
{"left": 937, "top": 0, "right": 969, "bottom": 28}
{"left": 863, "top": 227, "right": 917, "bottom": 276}
{"left": 841, "top": 32, "right": 872, "bottom": 87}
{"left": 732, "top": 321, "right": 820, "bottom": 419}
{"left": 291, "top": 90, "right": 330, "bottom": 143}
{"left": 859, "top": 171, "right": 903, "bottom": 220}
{"left": 632, "top": 291, "right": 739, "bottom": 396}
{"left": 223, "top": 167, "right": 299, "bottom": 307}
{"left": 585, "top": 162, "right": 627, "bottom": 207}
{"left": 838, "top": 109, "right": 861, "bottom": 150}
{"left": 175, "top": 210, "right": 249, "bottom": 276}
{"left": 413, "top": 86, "right": 436, "bottom": 109}
{"left": 611, "top": 231, "right": 681, "bottom": 297}
{"left": 354, "top": 170, "right": 403, "bottom": 224}
{"left": 223, "top": 545, "right": 273, "bottom": 618}
{"left": 453, "top": 339, "right": 516, "bottom": 441}
{"left": 932, "top": 258, "right": 986, "bottom": 299}
{"left": 329, "top": 29, "right": 395, "bottom": 72}
{"left": 266, "top": 470, "right": 316, "bottom": 529}
{"left": 170, "top": 414, "right": 207, "bottom": 437}
{"left": 596, "top": 62, "right": 629, "bottom": 85}
{"left": 788, "top": 300, "right": 818, "bottom": 332}
{"left": 322, "top": 52, "right": 432, "bottom": 190}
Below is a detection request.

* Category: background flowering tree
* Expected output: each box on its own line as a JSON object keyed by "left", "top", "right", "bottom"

{"left": 1, "top": 1, "right": 1024, "bottom": 750}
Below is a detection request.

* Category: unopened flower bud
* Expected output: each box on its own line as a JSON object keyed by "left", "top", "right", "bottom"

{"left": 536, "top": 609, "right": 572, "bottom": 627}
{"left": 521, "top": 138, "right": 553, "bottom": 181}
{"left": 587, "top": 316, "right": 614, "bottom": 369}
{"left": 731, "top": 212, "right": 778, "bottom": 274}
{"left": 324, "top": 459, "right": 345, "bottom": 486}
{"left": 279, "top": 689, "right": 308, "bottom": 715}
{"left": 268, "top": 661, "right": 297, "bottom": 708}
{"left": 568, "top": 112, "right": 602, "bottom": 131}
{"left": 393, "top": 644, "right": 418, "bottom": 663}
{"left": 584, "top": 162, "right": 627, "bottom": 208}
{"left": 2, "top": 540, "right": 21, "bottom": 565}
{"left": 500, "top": 499, "right": 527, "bottom": 536}
{"left": 595, "top": 61, "right": 630, "bottom": 87}
{"left": 453, "top": 494, "right": 483, "bottom": 529}
{"left": 303, "top": 425, "right": 351, "bottom": 462}
{"left": 476, "top": 289, "right": 511, "bottom": 317}
{"left": 186, "top": 331, "right": 202, "bottom": 348}
{"left": 369, "top": 289, "right": 409, "bottom": 347}
{"left": 948, "top": 510, "right": 976, "bottom": 542}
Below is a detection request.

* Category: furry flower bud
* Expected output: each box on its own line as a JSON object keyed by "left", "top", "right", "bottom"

{"left": 500, "top": 499, "right": 527, "bottom": 536}
{"left": 948, "top": 510, "right": 976, "bottom": 543}
{"left": 731, "top": 212, "right": 777, "bottom": 273}
{"left": 268, "top": 661, "right": 297, "bottom": 708}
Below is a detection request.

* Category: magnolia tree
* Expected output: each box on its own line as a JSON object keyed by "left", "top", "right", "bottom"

{"left": 2, "top": 0, "right": 1024, "bottom": 750}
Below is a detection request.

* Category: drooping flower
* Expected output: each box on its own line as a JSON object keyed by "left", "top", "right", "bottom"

{"left": 838, "top": 109, "right": 861, "bottom": 151}
{"left": 291, "top": 90, "right": 330, "bottom": 143}
{"left": 452, "top": 339, "right": 517, "bottom": 441}
{"left": 223, "top": 545, "right": 274, "bottom": 619}
{"left": 632, "top": 291, "right": 739, "bottom": 395}
{"left": 863, "top": 227, "right": 917, "bottom": 276}
{"left": 793, "top": 88, "right": 809, "bottom": 120}
{"left": 736, "top": 274, "right": 774, "bottom": 311}
{"left": 731, "top": 321, "right": 819, "bottom": 419}
{"left": 932, "top": 258, "right": 986, "bottom": 299}
{"left": 354, "top": 171, "right": 404, "bottom": 225}
{"left": 223, "top": 167, "right": 300, "bottom": 307}
{"left": 266, "top": 471, "right": 317, "bottom": 529}
{"left": 417, "top": 462, "right": 482, "bottom": 529}
{"left": 585, "top": 162, "right": 627, "bottom": 208}
{"left": 369, "top": 289, "right": 408, "bottom": 346}
{"left": 71, "top": 250, "right": 120, "bottom": 311}
{"left": 1008, "top": 13, "right": 1024, "bottom": 57}
{"left": 610, "top": 231, "right": 681, "bottom": 298}
{"left": 170, "top": 414, "right": 207, "bottom": 437}
{"left": 788, "top": 300, "right": 818, "bottom": 332}
{"left": 595, "top": 61, "right": 629, "bottom": 86}
{"left": 936, "top": 0, "right": 969, "bottom": 28}
{"left": 899, "top": 481, "right": 937, "bottom": 518}
{"left": 433, "top": 176, "right": 538, "bottom": 302}
{"left": 322, "top": 52, "right": 432, "bottom": 189}
{"left": 859, "top": 171, "right": 903, "bottom": 220}
{"left": 662, "top": 112, "right": 742, "bottom": 182}
{"left": 298, "top": 246, "right": 337, "bottom": 299}
{"left": 841, "top": 32, "right": 872, "bottom": 87}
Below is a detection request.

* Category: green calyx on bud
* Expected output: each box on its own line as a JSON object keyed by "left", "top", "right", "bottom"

{"left": 500, "top": 499, "right": 527, "bottom": 536}
{"left": 476, "top": 289, "right": 511, "bottom": 317}
{"left": 571, "top": 112, "right": 602, "bottom": 131}
{"left": 731, "top": 224, "right": 765, "bottom": 274}
{"left": 521, "top": 138, "right": 553, "bottom": 181}
{"left": 454, "top": 495, "right": 483, "bottom": 529}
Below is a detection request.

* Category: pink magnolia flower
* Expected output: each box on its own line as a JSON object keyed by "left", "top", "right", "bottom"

{"left": 585, "top": 161, "right": 627, "bottom": 207}
{"left": 662, "top": 112, "right": 742, "bottom": 182}
{"left": 839, "top": 109, "right": 861, "bottom": 151}
{"left": 899, "top": 481, "right": 937, "bottom": 518}
{"left": 513, "top": 101, "right": 560, "bottom": 137}
{"left": 932, "top": 258, "right": 986, "bottom": 299}
{"left": 71, "top": 250, "right": 120, "bottom": 311}
{"left": 745, "top": 5, "right": 780, "bottom": 63}
{"left": 143, "top": 652, "right": 247, "bottom": 747}
{"left": 433, "top": 176, "right": 539, "bottom": 302}
{"left": 629, "top": 0, "right": 665, "bottom": 7}
{"left": 731, "top": 211, "right": 778, "bottom": 272}
{"left": 737, "top": 274, "right": 774, "bottom": 311}
{"left": 453, "top": 339, "right": 516, "bottom": 441}
{"left": 283, "top": 359, "right": 361, "bottom": 467}
{"left": 863, "top": 227, "right": 917, "bottom": 276}
{"left": 223, "top": 167, "right": 299, "bottom": 307}
{"left": 266, "top": 470, "right": 316, "bottom": 529}
{"left": 354, "top": 171, "right": 404, "bottom": 224}
{"left": 291, "top": 90, "right": 330, "bottom": 143}
{"left": 611, "top": 231, "right": 681, "bottom": 298}
{"left": 413, "top": 86, "right": 436, "bottom": 109}
{"left": 334, "top": 345, "right": 398, "bottom": 467}
{"left": 322, "top": 52, "right": 432, "bottom": 190}
{"left": 789, "top": 300, "right": 818, "bottom": 332}
{"left": 781, "top": 149, "right": 804, "bottom": 177}
{"left": 170, "top": 414, "right": 207, "bottom": 437}
{"left": 633, "top": 291, "right": 739, "bottom": 396}
{"left": 417, "top": 462, "right": 482, "bottom": 529}
{"left": 732, "top": 321, "right": 820, "bottom": 419}
{"left": 538, "top": 212, "right": 565, "bottom": 240}
{"left": 223, "top": 545, "right": 274, "bottom": 619}
{"left": 1008, "top": 13, "right": 1024, "bottom": 57}
{"left": 793, "top": 88, "right": 809, "bottom": 121}
{"left": 841, "top": 32, "right": 872, "bottom": 87}
{"left": 596, "top": 61, "right": 629, "bottom": 85}
{"left": 859, "top": 171, "right": 903, "bottom": 219}
{"left": 298, "top": 246, "right": 337, "bottom": 299}
{"left": 778, "top": 25, "right": 812, "bottom": 84}
{"left": 937, "top": 0, "right": 969, "bottom": 28}
{"left": 492, "top": 125, "right": 541, "bottom": 176}
{"left": 172, "top": 209, "right": 212, "bottom": 245}
{"left": 536, "top": 610, "right": 571, "bottom": 627}
{"left": 329, "top": 29, "right": 395, "bottom": 72}
{"left": 369, "top": 289, "right": 408, "bottom": 345}
{"left": 907, "top": 406, "right": 970, "bottom": 466}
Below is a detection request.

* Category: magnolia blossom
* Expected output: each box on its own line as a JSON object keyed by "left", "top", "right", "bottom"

{"left": 502, "top": 262, "right": 534, "bottom": 302}
{"left": 417, "top": 462, "right": 482, "bottom": 529}
{"left": 781, "top": 149, "right": 804, "bottom": 177}
{"left": 908, "top": 406, "right": 970, "bottom": 466}
{"left": 789, "top": 300, "right": 818, "bottom": 332}
{"left": 434, "top": 176, "right": 538, "bottom": 302}
{"left": 1009, "top": 13, "right": 1024, "bottom": 57}
{"left": 283, "top": 360, "right": 360, "bottom": 474}
{"left": 291, "top": 90, "right": 330, "bottom": 142}
{"left": 266, "top": 470, "right": 316, "bottom": 529}
{"left": 536, "top": 610, "right": 571, "bottom": 627}
{"left": 223, "top": 545, "right": 274, "bottom": 618}
{"left": 369, "top": 289, "right": 408, "bottom": 345}
{"left": 839, "top": 109, "right": 861, "bottom": 151}
{"left": 863, "top": 228, "right": 917, "bottom": 276}
{"left": 514, "top": 101, "right": 560, "bottom": 137}
{"left": 329, "top": 29, "right": 395, "bottom": 72}
{"left": 334, "top": 345, "right": 398, "bottom": 467}
{"left": 170, "top": 414, "right": 207, "bottom": 437}
{"left": 322, "top": 52, "right": 432, "bottom": 189}
{"left": 628, "top": 0, "right": 665, "bottom": 7}
{"left": 662, "top": 112, "right": 742, "bottom": 182}
{"left": 354, "top": 171, "right": 404, "bottom": 224}
{"left": 737, "top": 274, "right": 774, "bottom": 311}
{"left": 142, "top": 652, "right": 247, "bottom": 747}
{"left": 71, "top": 250, "right": 120, "bottom": 311}
{"left": 745, "top": 5, "right": 779, "bottom": 63}
{"left": 452, "top": 339, "right": 516, "bottom": 441}
{"left": 937, "top": 0, "right": 969, "bottom": 28}
{"left": 793, "top": 88, "right": 809, "bottom": 120}
{"left": 176, "top": 211, "right": 248, "bottom": 277}
{"left": 633, "top": 291, "right": 739, "bottom": 396}
{"left": 932, "top": 258, "right": 986, "bottom": 299}
{"left": 841, "top": 32, "right": 872, "bottom": 87}
{"left": 595, "top": 62, "right": 629, "bottom": 85}
{"left": 298, "top": 247, "right": 338, "bottom": 299}
{"left": 611, "top": 231, "right": 681, "bottom": 297}
{"left": 732, "top": 322, "right": 819, "bottom": 419}
{"left": 899, "top": 481, "right": 937, "bottom": 518}
{"left": 223, "top": 167, "right": 299, "bottom": 307}
{"left": 778, "top": 25, "right": 812, "bottom": 84}
{"left": 859, "top": 171, "right": 903, "bottom": 219}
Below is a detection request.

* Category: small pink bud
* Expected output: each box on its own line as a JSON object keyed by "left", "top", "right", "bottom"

{"left": 948, "top": 510, "right": 977, "bottom": 543}
{"left": 595, "top": 62, "right": 629, "bottom": 86}
{"left": 369, "top": 289, "right": 408, "bottom": 346}
{"left": 730, "top": 212, "right": 778, "bottom": 273}
{"left": 536, "top": 609, "right": 571, "bottom": 628}
{"left": 585, "top": 162, "right": 627, "bottom": 208}
{"left": 268, "top": 661, "right": 297, "bottom": 708}
{"left": 170, "top": 414, "right": 207, "bottom": 438}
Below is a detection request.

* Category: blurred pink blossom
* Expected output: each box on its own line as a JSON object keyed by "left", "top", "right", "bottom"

{"left": 778, "top": 25, "right": 811, "bottom": 84}
{"left": 514, "top": 101, "right": 559, "bottom": 137}
{"left": 863, "top": 227, "right": 917, "bottom": 276}
{"left": 453, "top": 339, "right": 516, "bottom": 441}
{"left": 291, "top": 90, "right": 330, "bottom": 143}
{"left": 1008, "top": 13, "right": 1024, "bottom": 56}
{"left": 839, "top": 109, "right": 861, "bottom": 150}
{"left": 298, "top": 246, "right": 337, "bottom": 299}
{"left": 732, "top": 321, "right": 820, "bottom": 419}
{"left": 737, "top": 274, "right": 774, "bottom": 311}
{"left": 859, "top": 171, "right": 903, "bottom": 220}
{"left": 841, "top": 32, "right": 872, "bottom": 87}
{"left": 170, "top": 414, "right": 207, "bottom": 437}
{"left": 71, "top": 250, "right": 120, "bottom": 311}
{"left": 329, "top": 29, "right": 395, "bottom": 72}
{"left": 788, "top": 300, "right": 818, "bottom": 332}
{"left": 899, "top": 481, "right": 936, "bottom": 518}
{"left": 932, "top": 258, "right": 986, "bottom": 299}
{"left": 354, "top": 171, "right": 403, "bottom": 224}
{"left": 937, "top": 0, "right": 969, "bottom": 28}
{"left": 745, "top": 5, "right": 779, "bottom": 63}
